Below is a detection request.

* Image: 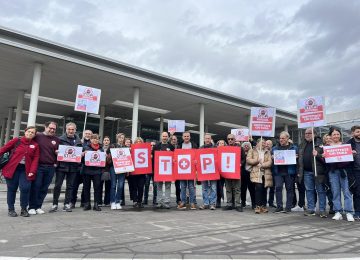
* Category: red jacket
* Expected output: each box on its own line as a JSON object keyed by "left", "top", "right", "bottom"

{"left": 0, "top": 137, "right": 40, "bottom": 181}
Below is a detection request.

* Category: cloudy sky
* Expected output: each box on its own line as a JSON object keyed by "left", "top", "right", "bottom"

{"left": 1, "top": 0, "right": 359, "bottom": 113}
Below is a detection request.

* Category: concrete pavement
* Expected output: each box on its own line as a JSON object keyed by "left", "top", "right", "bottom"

{"left": 0, "top": 183, "right": 359, "bottom": 259}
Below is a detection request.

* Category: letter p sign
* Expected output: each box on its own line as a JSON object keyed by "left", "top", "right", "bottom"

{"left": 200, "top": 154, "right": 215, "bottom": 174}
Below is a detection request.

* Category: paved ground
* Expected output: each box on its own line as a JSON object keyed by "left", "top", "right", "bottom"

{"left": 0, "top": 183, "right": 360, "bottom": 259}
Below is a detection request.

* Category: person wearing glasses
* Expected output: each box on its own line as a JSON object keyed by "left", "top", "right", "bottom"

{"left": 298, "top": 128, "right": 327, "bottom": 218}
{"left": 223, "top": 133, "right": 245, "bottom": 212}
{"left": 28, "top": 121, "right": 60, "bottom": 215}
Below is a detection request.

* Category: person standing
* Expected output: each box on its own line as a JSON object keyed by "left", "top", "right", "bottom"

{"left": 29, "top": 121, "right": 59, "bottom": 215}
{"left": 131, "top": 137, "right": 147, "bottom": 208}
{"left": 99, "top": 136, "right": 111, "bottom": 206}
{"left": 71, "top": 129, "right": 92, "bottom": 207}
{"left": 272, "top": 131, "right": 298, "bottom": 213}
{"left": 241, "top": 141, "right": 255, "bottom": 209}
{"left": 199, "top": 133, "right": 217, "bottom": 210}
{"left": 246, "top": 138, "right": 272, "bottom": 214}
{"left": 348, "top": 125, "right": 360, "bottom": 221}
{"left": 215, "top": 139, "right": 226, "bottom": 208}
{"left": 143, "top": 141, "right": 157, "bottom": 205}
{"left": 265, "top": 140, "right": 276, "bottom": 208}
{"left": 82, "top": 134, "right": 104, "bottom": 211}
{"left": 327, "top": 128, "right": 354, "bottom": 221}
{"left": 153, "top": 131, "right": 175, "bottom": 209}
{"left": 170, "top": 135, "right": 181, "bottom": 205}
{"left": 0, "top": 126, "right": 39, "bottom": 217}
{"left": 177, "top": 131, "right": 198, "bottom": 210}
{"left": 223, "top": 133, "right": 245, "bottom": 212}
{"left": 298, "top": 128, "right": 327, "bottom": 218}
{"left": 50, "top": 122, "right": 82, "bottom": 212}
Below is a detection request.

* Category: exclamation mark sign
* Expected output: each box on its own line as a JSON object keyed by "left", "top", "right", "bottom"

{"left": 226, "top": 156, "right": 230, "bottom": 168}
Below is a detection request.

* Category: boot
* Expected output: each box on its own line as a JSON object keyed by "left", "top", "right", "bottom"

{"left": 255, "top": 206, "right": 261, "bottom": 214}
{"left": 83, "top": 203, "right": 91, "bottom": 211}
{"left": 93, "top": 203, "right": 101, "bottom": 211}
{"left": 20, "top": 208, "right": 30, "bottom": 217}
{"left": 8, "top": 209, "right": 18, "bottom": 217}
{"left": 261, "top": 206, "right": 268, "bottom": 213}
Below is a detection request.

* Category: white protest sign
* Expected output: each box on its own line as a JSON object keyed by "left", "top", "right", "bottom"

{"left": 85, "top": 151, "right": 106, "bottom": 167}
{"left": 75, "top": 85, "right": 101, "bottom": 114}
{"left": 250, "top": 107, "right": 276, "bottom": 137}
{"left": 200, "top": 154, "right": 216, "bottom": 174}
{"left": 297, "top": 96, "right": 326, "bottom": 128}
{"left": 220, "top": 152, "right": 236, "bottom": 173}
{"left": 231, "top": 128, "right": 249, "bottom": 141}
{"left": 168, "top": 120, "right": 185, "bottom": 133}
{"left": 323, "top": 144, "right": 354, "bottom": 163}
{"left": 57, "top": 145, "right": 82, "bottom": 163}
{"left": 110, "top": 148, "right": 134, "bottom": 173}
{"left": 274, "top": 150, "right": 297, "bottom": 165}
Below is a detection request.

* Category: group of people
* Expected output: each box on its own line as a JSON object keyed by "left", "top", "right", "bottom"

{"left": 0, "top": 120, "right": 359, "bottom": 223}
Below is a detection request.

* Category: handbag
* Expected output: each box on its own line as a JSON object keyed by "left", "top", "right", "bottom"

{"left": 0, "top": 139, "right": 21, "bottom": 170}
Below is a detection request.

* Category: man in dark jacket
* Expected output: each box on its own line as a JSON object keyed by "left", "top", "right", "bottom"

{"left": 177, "top": 131, "right": 198, "bottom": 210}
{"left": 223, "top": 133, "right": 245, "bottom": 212}
{"left": 298, "top": 128, "right": 327, "bottom": 217}
{"left": 50, "top": 122, "right": 82, "bottom": 213}
{"left": 272, "top": 131, "right": 298, "bottom": 213}
{"left": 153, "top": 131, "right": 175, "bottom": 209}
{"left": 347, "top": 125, "right": 360, "bottom": 220}
{"left": 71, "top": 129, "right": 92, "bottom": 207}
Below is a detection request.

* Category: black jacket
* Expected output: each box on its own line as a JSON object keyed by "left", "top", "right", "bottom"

{"left": 298, "top": 136, "right": 326, "bottom": 183}
{"left": 81, "top": 145, "right": 104, "bottom": 175}
{"left": 57, "top": 134, "right": 82, "bottom": 173}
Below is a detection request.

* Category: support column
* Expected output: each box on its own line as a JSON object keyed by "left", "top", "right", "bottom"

{"left": 205, "top": 124, "right": 209, "bottom": 134}
{"left": 131, "top": 87, "right": 140, "bottom": 141}
{"left": 159, "top": 116, "right": 164, "bottom": 141}
{"left": 27, "top": 63, "right": 42, "bottom": 126}
{"left": 199, "top": 103, "right": 205, "bottom": 146}
{"left": 284, "top": 124, "right": 289, "bottom": 132}
{"left": 0, "top": 118, "right": 7, "bottom": 146}
{"left": 5, "top": 107, "right": 14, "bottom": 143}
{"left": 14, "top": 90, "right": 25, "bottom": 138}
{"left": 99, "top": 105, "right": 105, "bottom": 139}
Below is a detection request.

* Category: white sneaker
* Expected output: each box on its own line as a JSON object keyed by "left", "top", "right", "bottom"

{"left": 291, "top": 205, "right": 304, "bottom": 212}
{"left": 36, "top": 208, "right": 45, "bottom": 214}
{"left": 346, "top": 213, "right": 355, "bottom": 222}
{"left": 332, "top": 212, "right": 343, "bottom": 220}
{"left": 116, "top": 203, "right": 122, "bottom": 210}
{"left": 28, "top": 209, "right": 37, "bottom": 215}
{"left": 111, "top": 203, "right": 116, "bottom": 210}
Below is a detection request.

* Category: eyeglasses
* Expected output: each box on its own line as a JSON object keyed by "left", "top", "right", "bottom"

{"left": 48, "top": 127, "right": 56, "bottom": 131}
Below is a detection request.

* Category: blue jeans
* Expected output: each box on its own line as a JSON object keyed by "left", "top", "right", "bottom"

{"left": 180, "top": 180, "right": 196, "bottom": 204}
{"left": 6, "top": 164, "right": 31, "bottom": 210}
{"left": 329, "top": 169, "right": 353, "bottom": 213}
{"left": 304, "top": 171, "right": 326, "bottom": 211}
{"left": 202, "top": 180, "right": 217, "bottom": 206}
{"left": 29, "top": 165, "right": 55, "bottom": 210}
{"left": 274, "top": 174, "right": 295, "bottom": 210}
{"left": 110, "top": 166, "right": 125, "bottom": 204}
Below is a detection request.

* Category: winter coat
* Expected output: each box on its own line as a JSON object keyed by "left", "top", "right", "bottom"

{"left": 81, "top": 144, "right": 104, "bottom": 175}
{"left": 0, "top": 137, "right": 39, "bottom": 181}
{"left": 56, "top": 134, "right": 82, "bottom": 173}
{"left": 246, "top": 148, "right": 273, "bottom": 187}
{"left": 298, "top": 136, "right": 326, "bottom": 184}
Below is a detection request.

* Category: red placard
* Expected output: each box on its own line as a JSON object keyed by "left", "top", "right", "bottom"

{"left": 154, "top": 151, "right": 175, "bottom": 182}
{"left": 173, "top": 149, "right": 196, "bottom": 180}
{"left": 217, "top": 146, "right": 241, "bottom": 179}
{"left": 131, "top": 143, "right": 152, "bottom": 175}
{"left": 195, "top": 148, "right": 220, "bottom": 181}
{"left": 323, "top": 144, "right": 354, "bottom": 163}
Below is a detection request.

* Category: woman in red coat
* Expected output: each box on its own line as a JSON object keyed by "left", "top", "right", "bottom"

{"left": 0, "top": 126, "right": 39, "bottom": 217}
